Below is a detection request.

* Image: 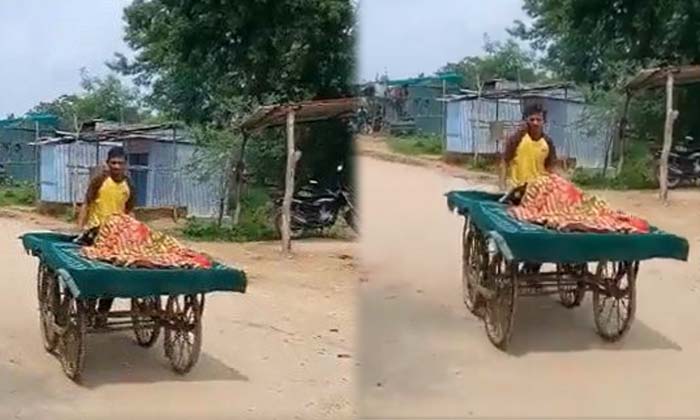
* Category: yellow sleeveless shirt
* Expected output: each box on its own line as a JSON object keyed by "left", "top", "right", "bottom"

{"left": 508, "top": 133, "right": 550, "bottom": 187}
{"left": 87, "top": 176, "right": 130, "bottom": 229}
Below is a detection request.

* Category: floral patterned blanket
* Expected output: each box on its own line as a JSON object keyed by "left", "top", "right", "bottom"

{"left": 81, "top": 214, "right": 212, "bottom": 269}
{"left": 508, "top": 174, "right": 650, "bottom": 233}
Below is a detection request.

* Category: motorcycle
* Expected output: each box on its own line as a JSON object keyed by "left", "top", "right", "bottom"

{"left": 273, "top": 164, "right": 357, "bottom": 238}
{"left": 653, "top": 136, "right": 700, "bottom": 189}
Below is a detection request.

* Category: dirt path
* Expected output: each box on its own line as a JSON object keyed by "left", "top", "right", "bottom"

{"left": 358, "top": 155, "right": 700, "bottom": 419}
{"left": 0, "top": 211, "right": 356, "bottom": 420}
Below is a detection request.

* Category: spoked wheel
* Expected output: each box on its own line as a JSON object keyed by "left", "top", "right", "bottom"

{"left": 592, "top": 261, "right": 638, "bottom": 342}
{"left": 163, "top": 294, "right": 204, "bottom": 374}
{"left": 38, "top": 264, "right": 60, "bottom": 353}
{"left": 57, "top": 290, "right": 87, "bottom": 382}
{"left": 557, "top": 264, "right": 587, "bottom": 308}
{"left": 131, "top": 297, "right": 161, "bottom": 348}
{"left": 461, "top": 217, "right": 485, "bottom": 317}
{"left": 483, "top": 252, "right": 518, "bottom": 350}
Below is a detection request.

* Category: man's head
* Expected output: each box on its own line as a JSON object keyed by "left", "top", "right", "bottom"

{"left": 523, "top": 103, "right": 546, "bottom": 138}
{"left": 106, "top": 146, "right": 127, "bottom": 180}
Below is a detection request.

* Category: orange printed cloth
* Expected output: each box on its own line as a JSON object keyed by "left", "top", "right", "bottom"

{"left": 81, "top": 214, "right": 212, "bottom": 269}
{"left": 508, "top": 174, "right": 650, "bottom": 233}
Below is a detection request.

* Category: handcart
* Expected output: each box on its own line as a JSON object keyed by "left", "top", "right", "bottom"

{"left": 21, "top": 232, "right": 247, "bottom": 382}
{"left": 446, "top": 190, "right": 689, "bottom": 350}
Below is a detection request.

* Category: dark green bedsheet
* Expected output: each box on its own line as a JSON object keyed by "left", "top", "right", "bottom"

{"left": 446, "top": 190, "right": 689, "bottom": 264}
{"left": 21, "top": 232, "right": 247, "bottom": 299}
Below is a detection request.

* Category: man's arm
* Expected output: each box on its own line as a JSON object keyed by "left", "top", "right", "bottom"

{"left": 125, "top": 177, "right": 136, "bottom": 214}
{"left": 544, "top": 135, "right": 558, "bottom": 171}
{"left": 500, "top": 128, "right": 524, "bottom": 190}
{"left": 77, "top": 172, "right": 106, "bottom": 229}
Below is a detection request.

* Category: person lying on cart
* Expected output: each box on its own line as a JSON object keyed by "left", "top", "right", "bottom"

{"left": 501, "top": 103, "right": 557, "bottom": 276}
{"left": 77, "top": 146, "right": 136, "bottom": 327}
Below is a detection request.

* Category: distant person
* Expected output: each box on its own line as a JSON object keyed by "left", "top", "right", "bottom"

{"left": 77, "top": 146, "right": 136, "bottom": 327}
{"left": 501, "top": 103, "right": 557, "bottom": 190}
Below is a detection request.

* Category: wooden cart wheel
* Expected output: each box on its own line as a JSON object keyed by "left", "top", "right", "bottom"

{"left": 592, "top": 261, "right": 638, "bottom": 342}
{"left": 58, "top": 291, "right": 87, "bottom": 382}
{"left": 131, "top": 296, "right": 161, "bottom": 348}
{"left": 483, "top": 253, "right": 518, "bottom": 350}
{"left": 461, "top": 218, "right": 485, "bottom": 317}
{"left": 38, "top": 264, "right": 60, "bottom": 353}
{"left": 163, "top": 294, "right": 204, "bottom": 374}
{"left": 557, "top": 264, "right": 587, "bottom": 308}
{"left": 36, "top": 262, "right": 46, "bottom": 301}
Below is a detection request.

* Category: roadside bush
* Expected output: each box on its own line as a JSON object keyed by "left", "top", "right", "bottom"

{"left": 572, "top": 142, "right": 656, "bottom": 190}
{"left": 388, "top": 134, "right": 442, "bottom": 155}
{"left": 0, "top": 184, "right": 36, "bottom": 206}
{"left": 183, "top": 186, "right": 277, "bottom": 242}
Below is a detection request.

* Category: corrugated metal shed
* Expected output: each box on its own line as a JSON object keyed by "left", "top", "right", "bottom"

{"left": 38, "top": 139, "right": 226, "bottom": 218}
{"left": 445, "top": 95, "right": 611, "bottom": 168}
{"left": 445, "top": 98, "right": 522, "bottom": 155}
{"left": 0, "top": 114, "right": 58, "bottom": 182}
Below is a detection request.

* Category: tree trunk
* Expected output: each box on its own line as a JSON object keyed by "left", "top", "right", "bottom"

{"left": 660, "top": 72, "right": 678, "bottom": 203}
{"left": 281, "top": 110, "right": 297, "bottom": 254}
{"left": 610, "top": 93, "right": 631, "bottom": 177}
{"left": 231, "top": 133, "right": 249, "bottom": 225}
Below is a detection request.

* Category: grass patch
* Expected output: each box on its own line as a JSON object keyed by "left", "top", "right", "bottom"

{"left": 0, "top": 184, "right": 36, "bottom": 206}
{"left": 572, "top": 143, "right": 657, "bottom": 190}
{"left": 387, "top": 134, "right": 442, "bottom": 156}
{"left": 182, "top": 187, "right": 277, "bottom": 242}
{"left": 464, "top": 157, "right": 498, "bottom": 173}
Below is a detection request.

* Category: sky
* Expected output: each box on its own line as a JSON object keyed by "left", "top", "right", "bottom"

{"left": 358, "top": 0, "right": 530, "bottom": 82}
{"left": 0, "top": 0, "right": 132, "bottom": 116}
{"left": 0, "top": 1, "right": 530, "bottom": 115}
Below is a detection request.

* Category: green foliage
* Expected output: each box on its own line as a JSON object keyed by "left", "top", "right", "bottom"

{"left": 183, "top": 187, "right": 277, "bottom": 242}
{"left": 466, "top": 158, "right": 496, "bottom": 173}
{"left": 387, "top": 134, "right": 442, "bottom": 156}
{"left": 511, "top": 0, "right": 700, "bottom": 87}
{"left": 440, "top": 36, "right": 548, "bottom": 89}
{"left": 113, "top": 0, "right": 356, "bottom": 124}
{"left": 31, "top": 69, "right": 146, "bottom": 130}
{"left": 572, "top": 142, "right": 657, "bottom": 190}
{"left": 0, "top": 184, "right": 36, "bottom": 206}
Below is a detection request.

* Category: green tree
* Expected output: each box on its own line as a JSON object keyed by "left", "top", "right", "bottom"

{"left": 440, "top": 35, "right": 547, "bottom": 90}
{"left": 510, "top": 0, "right": 700, "bottom": 87}
{"left": 111, "top": 0, "right": 356, "bottom": 124}
{"left": 32, "top": 69, "right": 146, "bottom": 130}
{"left": 511, "top": 0, "right": 700, "bottom": 144}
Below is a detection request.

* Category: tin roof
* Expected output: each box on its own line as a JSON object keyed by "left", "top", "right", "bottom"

{"left": 626, "top": 65, "right": 700, "bottom": 91}
{"left": 241, "top": 97, "right": 358, "bottom": 131}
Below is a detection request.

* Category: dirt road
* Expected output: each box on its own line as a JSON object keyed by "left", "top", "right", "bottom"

{"left": 0, "top": 211, "right": 356, "bottom": 420}
{"left": 358, "top": 155, "right": 700, "bottom": 419}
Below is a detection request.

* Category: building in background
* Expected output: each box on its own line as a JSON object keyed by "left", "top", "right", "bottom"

{"left": 0, "top": 113, "right": 58, "bottom": 183}
{"left": 364, "top": 72, "right": 463, "bottom": 136}
{"left": 443, "top": 83, "right": 613, "bottom": 169}
{"left": 36, "top": 121, "right": 227, "bottom": 218}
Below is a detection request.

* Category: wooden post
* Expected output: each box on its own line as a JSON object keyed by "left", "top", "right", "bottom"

{"left": 659, "top": 71, "right": 679, "bottom": 203}
{"left": 232, "top": 133, "right": 249, "bottom": 225}
{"left": 281, "top": 110, "right": 297, "bottom": 254}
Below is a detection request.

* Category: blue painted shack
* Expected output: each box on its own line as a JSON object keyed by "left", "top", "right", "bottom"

{"left": 37, "top": 122, "right": 227, "bottom": 218}
{"left": 444, "top": 85, "right": 613, "bottom": 168}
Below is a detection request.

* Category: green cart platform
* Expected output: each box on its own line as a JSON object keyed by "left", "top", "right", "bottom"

{"left": 21, "top": 232, "right": 247, "bottom": 382}
{"left": 446, "top": 190, "right": 689, "bottom": 350}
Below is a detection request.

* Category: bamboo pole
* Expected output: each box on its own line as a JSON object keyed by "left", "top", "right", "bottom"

{"left": 659, "top": 71, "right": 679, "bottom": 203}
{"left": 281, "top": 110, "right": 297, "bottom": 254}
